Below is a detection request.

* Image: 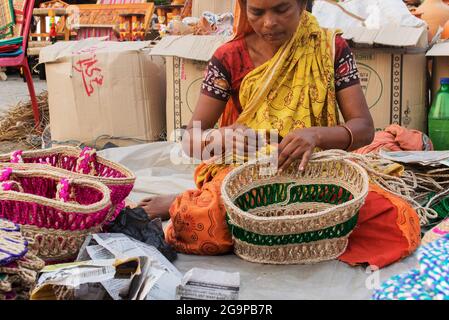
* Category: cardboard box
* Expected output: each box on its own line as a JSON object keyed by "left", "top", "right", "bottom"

{"left": 150, "top": 35, "right": 230, "bottom": 141}
{"left": 343, "top": 26, "right": 429, "bottom": 132}
{"left": 192, "top": 0, "right": 235, "bottom": 17}
{"left": 39, "top": 38, "right": 166, "bottom": 145}
{"left": 353, "top": 48, "right": 428, "bottom": 132}
{"left": 427, "top": 41, "right": 449, "bottom": 102}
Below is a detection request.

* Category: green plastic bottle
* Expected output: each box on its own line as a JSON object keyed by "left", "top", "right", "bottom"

{"left": 429, "top": 78, "right": 449, "bottom": 151}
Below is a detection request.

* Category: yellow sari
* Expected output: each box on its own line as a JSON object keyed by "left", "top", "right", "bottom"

{"left": 237, "top": 11, "right": 339, "bottom": 137}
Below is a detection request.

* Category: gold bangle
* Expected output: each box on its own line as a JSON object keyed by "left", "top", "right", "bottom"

{"left": 339, "top": 124, "right": 354, "bottom": 151}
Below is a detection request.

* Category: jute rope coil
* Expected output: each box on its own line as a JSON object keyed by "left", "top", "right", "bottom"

{"left": 221, "top": 151, "right": 369, "bottom": 265}
{"left": 310, "top": 150, "right": 449, "bottom": 226}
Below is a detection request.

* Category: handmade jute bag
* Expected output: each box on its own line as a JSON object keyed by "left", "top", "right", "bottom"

{"left": 221, "top": 153, "right": 370, "bottom": 265}
{"left": 0, "top": 146, "right": 136, "bottom": 223}
{"left": 0, "top": 167, "right": 113, "bottom": 263}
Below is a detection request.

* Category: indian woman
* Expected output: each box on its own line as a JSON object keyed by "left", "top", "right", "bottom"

{"left": 140, "top": 0, "right": 421, "bottom": 268}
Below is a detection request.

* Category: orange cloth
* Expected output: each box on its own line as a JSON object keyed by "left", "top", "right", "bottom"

{"left": 165, "top": 164, "right": 234, "bottom": 255}
{"left": 355, "top": 124, "right": 433, "bottom": 154}
{"left": 339, "top": 184, "right": 421, "bottom": 268}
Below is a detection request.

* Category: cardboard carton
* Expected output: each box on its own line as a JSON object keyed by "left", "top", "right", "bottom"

{"left": 39, "top": 38, "right": 166, "bottom": 146}
{"left": 150, "top": 35, "right": 230, "bottom": 141}
{"left": 343, "top": 26, "right": 428, "bottom": 132}
{"left": 191, "top": 0, "right": 235, "bottom": 17}
{"left": 313, "top": 1, "right": 429, "bottom": 132}
{"left": 426, "top": 41, "right": 449, "bottom": 102}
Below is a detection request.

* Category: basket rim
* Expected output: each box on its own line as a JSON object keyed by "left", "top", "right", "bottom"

{"left": 21, "top": 223, "right": 99, "bottom": 236}
{"left": 233, "top": 236, "right": 349, "bottom": 265}
{"left": 0, "top": 169, "right": 112, "bottom": 214}
{"left": 0, "top": 146, "right": 136, "bottom": 185}
{"left": 221, "top": 157, "right": 370, "bottom": 224}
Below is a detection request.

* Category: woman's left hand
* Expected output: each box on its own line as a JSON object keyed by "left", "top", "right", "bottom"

{"left": 277, "top": 128, "right": 319, "bottom": 172}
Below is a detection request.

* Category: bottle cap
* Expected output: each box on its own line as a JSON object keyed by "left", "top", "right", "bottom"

{"left": 441, "top": 78, "right": 449, "bottom": 85}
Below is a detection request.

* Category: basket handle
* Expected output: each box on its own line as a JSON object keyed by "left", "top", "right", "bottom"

{"left": 75, "top": 147, "right": 97, "bottom": 175}
{"left": 0, "top": 168, "right": 13, "bottom": 182}
{"left": 1, "top": 181, "right": 24, "bottom": 193}
{"left": 0, "top": 168, "right": 24, "bottom": 192}
{"left": 10, "top": 150, "right": 24, "bottom": 164}
{"left": 56, "top": 178, "right": 75, "bottom": 203}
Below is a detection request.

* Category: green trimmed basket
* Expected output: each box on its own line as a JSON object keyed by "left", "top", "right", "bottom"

{"left": 221, "top": 156, "right": 370, "bottom": 265}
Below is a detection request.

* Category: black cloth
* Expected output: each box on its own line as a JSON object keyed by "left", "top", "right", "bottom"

{"left": 109, "top": 207, "right": 177, "bottom": 262}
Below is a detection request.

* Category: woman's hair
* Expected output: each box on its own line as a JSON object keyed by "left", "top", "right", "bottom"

{"left": 306, "top": 0, "right": 314, "bottom": 12}
{"left": 240, "top": 0, "right": 314, "bottom": 12}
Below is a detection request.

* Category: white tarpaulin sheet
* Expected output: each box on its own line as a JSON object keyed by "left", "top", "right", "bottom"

{"left": 99, "top": 142, "right": 418, "bottom": 300}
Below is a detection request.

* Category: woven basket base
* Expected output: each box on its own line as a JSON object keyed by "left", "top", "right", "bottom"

{"left": 21, "top": 225, "right": 98, "bottom": 263}
{"left": 233, "top": 237, "right": 349, "bottom": 265}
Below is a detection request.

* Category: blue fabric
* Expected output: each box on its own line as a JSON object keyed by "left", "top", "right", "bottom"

{"left": 0, "top": 36, "right": 22, "bottom": 46}
{"left": 373, "top": 234, "right": 449, "bottom": 300}
{"left": 0, "top": 47, "right": 22, "bottom": 57}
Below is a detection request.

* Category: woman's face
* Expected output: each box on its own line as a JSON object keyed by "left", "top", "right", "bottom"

{"left": 246, "top": 0, "right": 304, "bottom": 47}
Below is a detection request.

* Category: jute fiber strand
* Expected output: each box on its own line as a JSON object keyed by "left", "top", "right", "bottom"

{"left": 221, "top": 151, "right": 370, "bottom": 265}
{"left": 0, "top": 91, "right": 49, "bottom": 146}
{"left": 313, "top": 150, "right": 449, "bottom": 226}
{"left": 0, "top": 168, "right": 113, "bottom": 262}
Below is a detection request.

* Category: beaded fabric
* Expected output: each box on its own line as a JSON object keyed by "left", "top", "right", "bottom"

{"left": 221, "top": 152, "right": 369, "bottom": 265}
{"left": 373, "top": 234, "right": 449, "bottom": 300}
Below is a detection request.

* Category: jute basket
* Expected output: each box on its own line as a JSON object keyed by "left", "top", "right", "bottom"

{"left": 0, "top": 168, "right": 113, "bottom": 263}
{"left": 0, "top": 146, "right": 135, "bottom": 222}
{"left": 221, "top": 155, "right": 369, "bottom": 265}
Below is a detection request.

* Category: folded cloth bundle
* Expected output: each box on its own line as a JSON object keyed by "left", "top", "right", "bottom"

{"left": 0, "top": 35, "right": 22, "bottom": 56}
{"left": 0, "top": 46, "right": 22, "bottom": 57}
{"left": 0, "top": 43, "right": 19, "bottom": 53}
{"left": 0, "top": 36, "right": 22, "bottom": 46}
{"left": 355, "top": 124, "right": 433, "bottom": 154}
{"left": 0, "top": 219, "right": 45, "bottom": 300}
{"left": 0, "top": 36, "right": 23, "bottom": 56}
{"left": 373, "top": 234, "right": 449, "bottom": 300}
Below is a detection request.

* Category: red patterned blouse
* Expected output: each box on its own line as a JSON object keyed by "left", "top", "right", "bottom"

{"left": 201, "top": 35, "right": 360, "bottom": 115}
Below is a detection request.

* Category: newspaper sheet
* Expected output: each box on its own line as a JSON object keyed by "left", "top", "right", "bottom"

{"left": 31, "top": 258, "right": 139, "bottom": 300}
{"left": 380, "top": 150, "right": 449, "bottom": 167}
{"left": 176, "top": 268, "right": 240, "bottom": 300}
{"left": 81, "top": 233, "right": 182, "bottom": 300}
